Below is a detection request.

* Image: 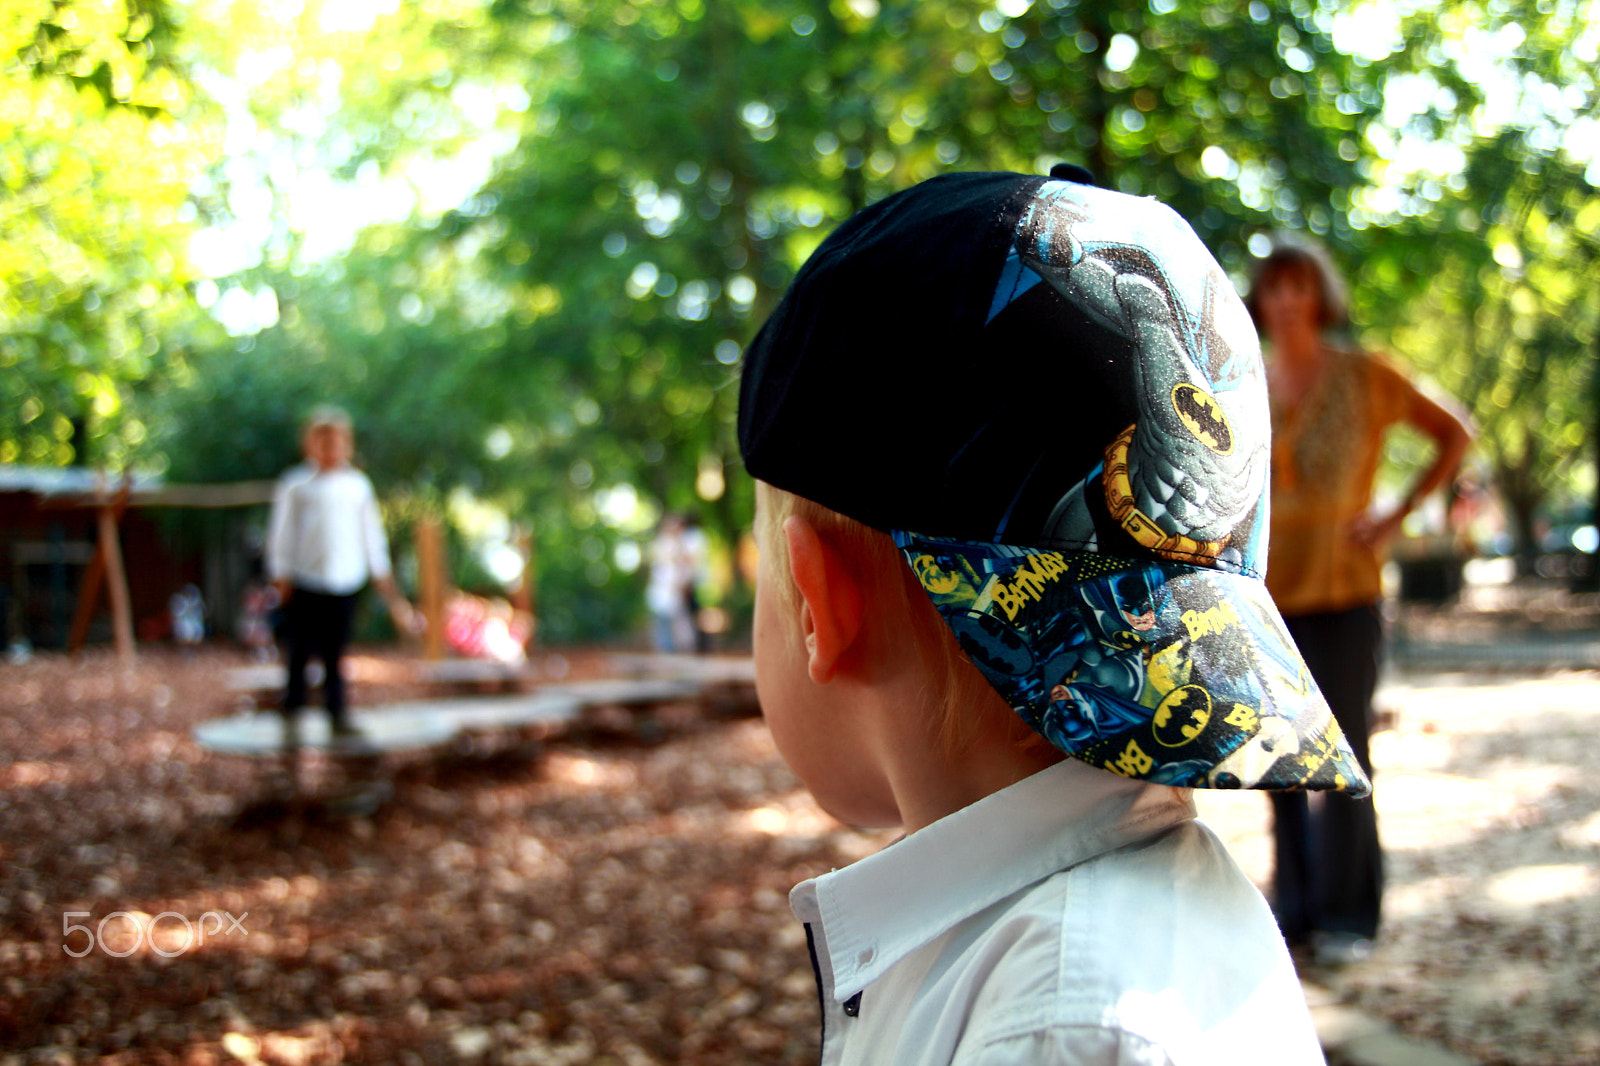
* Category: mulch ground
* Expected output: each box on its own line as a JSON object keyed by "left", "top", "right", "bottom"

{"left": 1, "top": 646, "right": 894, "bottom": 1065}
{"left": 2, "top": 579, "right": 1598, "bottom": 1066}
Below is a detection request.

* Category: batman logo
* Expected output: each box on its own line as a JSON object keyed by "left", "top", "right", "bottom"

{"left": 1152, "top": 685, "right": 1212, "bottom": 748}
{"left": 1171, "top": 384, "right": 1234, "bottom": 455}
{"left": 912, "top": 554, "right": 963, "bottom": 596}
{"left": 949, "top": 610, "right": 1033, "bottom": 677}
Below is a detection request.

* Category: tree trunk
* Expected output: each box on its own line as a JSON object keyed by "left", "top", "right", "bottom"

{"left": 1496, "top": 450, "right": 1544, "bottom": 578}
{"left": 1577, "top": 307, "right": 1600, "bottom": 591}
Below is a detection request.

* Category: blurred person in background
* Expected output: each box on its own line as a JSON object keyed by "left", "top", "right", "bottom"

{"left": 646, "top": 512, "right": 697, "bottom": 653}
{"left": 169, "top": 583, "right": 206, "bottom": 650}
{"left": 237, "top": 577, "right": 280, "bottom": 662}
{"left": 1247, "top": 239, "right": 1472, "bottom": 966}
{"left": 680, "top": 513, "right": 712, "bottom": 654}
{"left": 267, "top": 406, "right": 396, "bottom": 748}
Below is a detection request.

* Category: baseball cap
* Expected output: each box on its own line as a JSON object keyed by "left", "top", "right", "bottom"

{"left": 738, "top": 168, "right": 1370, "bottom": 796}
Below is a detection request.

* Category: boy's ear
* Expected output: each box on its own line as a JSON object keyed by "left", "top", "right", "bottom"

{"left": 782, "top": 515, "right": 864, "bottom": 684}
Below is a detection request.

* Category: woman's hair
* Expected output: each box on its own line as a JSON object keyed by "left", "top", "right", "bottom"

{"left": 1244, "top": 239, "right": 1349, "bottom": 332}
{"left": 754, "top": 481, "right": 1038, "bottom": 758}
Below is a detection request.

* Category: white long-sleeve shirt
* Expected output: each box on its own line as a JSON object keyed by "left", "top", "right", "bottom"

{"left": 266, "top": 464, "right": 391, "bottom": 596}
{"left": 790, "top": 758, "right": 1324, "bottom": 1066}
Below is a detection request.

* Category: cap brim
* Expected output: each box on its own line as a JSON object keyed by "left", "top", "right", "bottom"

{"left": 894, "top": 532, "right": 1371, "bottom": 797}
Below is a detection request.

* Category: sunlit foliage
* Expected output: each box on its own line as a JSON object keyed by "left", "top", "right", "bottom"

{"left": 1, "top": 0, "right": 215, "bottom": 467}
{"left": 12, "top": 0, "right": 1600, "bottom": 637}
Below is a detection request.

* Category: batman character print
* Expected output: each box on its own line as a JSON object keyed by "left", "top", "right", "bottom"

{"left": 892, "top": 179, "right": 1369, "bottom": 795}
{"left": 895, "top": 534, "right": 1368, "bottom": 794}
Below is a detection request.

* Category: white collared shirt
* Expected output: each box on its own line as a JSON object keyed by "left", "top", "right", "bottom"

{"left": 266, "top": 464, "right": 391, "bottom": 595}
{"left": 790, "top": 759, "right": 1324, "bottom": 1066}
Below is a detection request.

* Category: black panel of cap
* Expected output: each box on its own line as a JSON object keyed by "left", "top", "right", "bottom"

{"left": 1048, "top": 163, "right": 1096, "bottom": 185}
{"left": 738, "top": 172, "right": 1052, "bottom": 538}
{"left": 739, "top": 169, "right": 1153, "bottom": 543}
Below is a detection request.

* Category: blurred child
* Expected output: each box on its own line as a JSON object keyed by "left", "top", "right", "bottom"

{"left": 237, "top": 579, "right": 279, "bottom": 662}
{"left": 738, "top": 167, "right": 1370, "bottom": 1063}
{"left": 169, "top": 583, "right": 205, "bottom": 648}
{"left": 646, "top": 513, "right": 697, "bottom": 653}
{"left": 266, "top": 406, "right": 394, "bottom": 747}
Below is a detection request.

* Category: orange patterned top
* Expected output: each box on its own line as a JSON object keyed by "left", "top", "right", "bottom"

{"left": 1266, "top": 349, "right": 1415, "bottom": 615}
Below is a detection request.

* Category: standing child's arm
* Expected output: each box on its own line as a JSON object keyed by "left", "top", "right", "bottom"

{"left": 266, "top": 477, "right": 298, "bottom": 601}
{"left": 360, "top": 477, "right": 395, "bottom": 596}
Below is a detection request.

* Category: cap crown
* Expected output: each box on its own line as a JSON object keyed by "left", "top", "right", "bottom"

{"left": 740, "top": 171, "right": 1369, "bottom": 796}
{"left": 740, "top": 171, "right": 1266, "bottom": 577}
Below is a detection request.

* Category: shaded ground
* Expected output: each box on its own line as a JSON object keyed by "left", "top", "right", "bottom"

{"left": 1198, "top": 580, "right": 1600, "bottom": 1066}
{"left": 2, "top": 580, "right": 1597, "bottom": 1065}
{"left": 1, "top": 647, "right": 894, "bottom": 1066}
{"left": 1198, "top": 670, "right": 1600, "bottom": 1066}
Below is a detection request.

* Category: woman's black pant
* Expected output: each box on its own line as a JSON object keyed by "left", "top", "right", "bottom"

{"left": 1269, "top": 603, "right": 1384, "bottom": 942}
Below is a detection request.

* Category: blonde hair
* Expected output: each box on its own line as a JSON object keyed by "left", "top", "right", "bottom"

{"left": 303, "top": 404, "right": 353, "bottom": 435}
{"left": 754, "top": 481, "right": 1034, "bottom": 757}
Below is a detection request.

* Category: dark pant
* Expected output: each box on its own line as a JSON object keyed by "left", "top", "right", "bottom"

{"left": 282, "top": 588, "right": 358, "bottom": 728}
{"left": 1269, "top": 604, "right": 1384, "bottom": 942}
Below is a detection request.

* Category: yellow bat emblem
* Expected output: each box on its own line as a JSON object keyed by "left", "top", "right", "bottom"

{"left": 1153, "top": 685, "right": 1212, "bottom": 748}
{"left": 1171, "top": 383, "right": 1234, "bottom": 455}
{"left": 912, "top": 554, "right": 962, "bottom": 596}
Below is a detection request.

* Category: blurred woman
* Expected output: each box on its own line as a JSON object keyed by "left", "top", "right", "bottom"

{"left": 1247, "top": 240, "right": 1472, "bottom": 965}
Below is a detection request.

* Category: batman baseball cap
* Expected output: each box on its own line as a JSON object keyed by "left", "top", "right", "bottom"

{"left": 738, "top": 168, "right": 1369, "bottom": 796}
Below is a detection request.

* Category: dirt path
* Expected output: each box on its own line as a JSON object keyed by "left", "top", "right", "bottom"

{"left": 1197, "top": 668, "right": 1600, "bottom": 1066}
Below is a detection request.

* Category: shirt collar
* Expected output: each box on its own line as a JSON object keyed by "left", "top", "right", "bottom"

{"left": 791, "top": 758, "right": 1196, "bottom": 1003}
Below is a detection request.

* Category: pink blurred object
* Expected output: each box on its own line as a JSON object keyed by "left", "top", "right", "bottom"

{"left": 443, "top": 592, "right": 532, "bottom": 662}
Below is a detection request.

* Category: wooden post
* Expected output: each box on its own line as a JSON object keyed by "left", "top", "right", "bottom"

{"left": 99, "top": 499, "right": 135, "bottom": 667}
{"left": 68, "top": 477, "right": 133, "bottom": 659}
{"left": 416, "top": 516, "right": 447, "bottom": 660}
{"left": 66, "top": 541, "right": 109, "bottom": 654}
{"left": 88, "top": 473, "right": 137, "bottom": 666}
{"left": 512, "top": 525, "right": 537, "bottom": 649}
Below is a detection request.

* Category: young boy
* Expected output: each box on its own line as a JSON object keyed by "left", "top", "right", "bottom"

{"left": 738, "top": 168, "right": 1370, "bottom": 1064}
{"left": 267, "top": 406, "right": 395, "bottom": 747}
